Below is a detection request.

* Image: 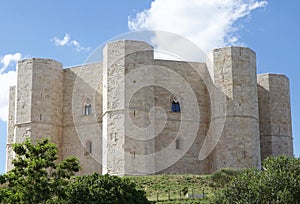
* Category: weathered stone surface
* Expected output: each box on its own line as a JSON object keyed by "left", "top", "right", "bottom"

{"left": 212, "top": 47, "right": 261, "bottom": 172}
{"left": 257, "top": 74, "right": 293, "bottom": 160}
{"left": 6, "top": 40, "right": 293, "bottom": 175}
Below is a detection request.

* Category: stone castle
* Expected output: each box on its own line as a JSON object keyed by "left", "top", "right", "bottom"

{"left": 6, "top": 40, "right": 293, "bottom": 175}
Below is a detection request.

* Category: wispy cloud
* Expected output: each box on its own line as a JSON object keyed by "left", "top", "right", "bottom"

{"left": 0, "top": 53, "right": 21, "bottom": 121}
{"left": 0, "top": 53, "right": 22, "bottom": 74}
{"left": 51, "top": 33, "right": 90, "bottom": 52}
{"left": 52, "top": 33, "right": 70, "bottom": 46}
{"left": 128, "top": 0, "right": 268, "bottom": 55}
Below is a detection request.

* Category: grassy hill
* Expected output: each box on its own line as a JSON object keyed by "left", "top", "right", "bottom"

{"left": 126, "top": 169, "right": 238, "bottom": 203}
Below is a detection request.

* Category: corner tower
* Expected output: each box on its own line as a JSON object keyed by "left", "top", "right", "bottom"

{"left": 212, "top": 46, "right": 261, "bottom": 170}
{"left": 257, "top": 74, "right": 293, "bottom": 160}
{"left": 102, "top": 40, "right": 155, "bottom": 175}
{"left": 6, "top": 58, "right": 63, "bottom": 171}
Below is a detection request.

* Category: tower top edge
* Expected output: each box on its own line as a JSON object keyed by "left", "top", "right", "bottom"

{"left": 18, "top": 58, "right": 62, "bottom": 66}
{"left": 257, "top": 73, "right": 289, "bottom": 79}
{"left": 106, "top": 39, "right": 154, "bottom": 49}
{"left": 213, "top": 46, "right": 256, "bottom": 55}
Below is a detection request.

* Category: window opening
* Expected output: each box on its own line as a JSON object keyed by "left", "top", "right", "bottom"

{"left": 171, "top": 96, "right": 180, "bottom": 112}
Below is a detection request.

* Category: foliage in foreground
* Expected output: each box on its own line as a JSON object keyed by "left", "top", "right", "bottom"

{"left": 0, "top": 138, "right": 80, "bottom": 203}
{"left": 0, "top": 138, "right": 150, "bottom": 204}
{"left": 64, "top": 173, "right": 150, "bottom": 204}
{"left": 210, "top": 168, "right": 240, "bottom": 188}
{"left": 212, "top": 156, "right": 300, "bottom": 203}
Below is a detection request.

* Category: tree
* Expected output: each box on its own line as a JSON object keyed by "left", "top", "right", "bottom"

{"left": 63, "top": 173, "right": 151, "bottom": 204}
{"left": 0, "top": 138, "right": 80, "bottom": 203}
{"left": 212, "top": 156, "right": 300, "bottom": 203}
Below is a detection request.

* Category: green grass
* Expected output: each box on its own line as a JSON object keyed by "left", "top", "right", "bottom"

{"left": 128, "top": 174, "right": 209, "bottom": 201}
{"left": 126, "top": 170, "right": 234, "bottom": 203}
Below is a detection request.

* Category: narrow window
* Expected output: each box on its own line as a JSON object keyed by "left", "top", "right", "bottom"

{"left": 39, "top": 114, "right": 42, "bottom": 121}
{"left": 176, "top": 139, "right": 180, "bottom": 149}
{"left": 86, "top": 141, "right": 92, "bottom": 154}
{"left": 83, "top": 98, "right": 92, "bottom": 115}
{"left": 84, "top": 104, "right": 92, "bottom": 115}
{"left": 171, "top": 96, "right": 180, "bottom": 112}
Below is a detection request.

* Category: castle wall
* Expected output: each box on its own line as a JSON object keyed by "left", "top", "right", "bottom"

{"left": 103, "top": 40, "right": 212, "bottom": 175}
{"left": 6, "top": 86, "right": 16, "bottom": 172}
{"left": 152, "top": 60, "right": 210, "bottom": 174}
{"left": 14, "top": 58, "right": 63, "bottom": 143}
{"left": 103, "top": 40, "right": 155, "bottom": 175}
{"left": 257, "top": 74, "right": 293, "bottom": 160}
{"left": 62, "top": 63, "right": 102, "bottom": 175}
{"left": 9, "top": 58, "right": 63, "bottom": 167}
{"left": 14, "top": 59, "right": 34, "bottom": 145}
{"left": 31, "top": 59, "right": 63, "bottom": 152}
{"left": 6, "top": 40, "right": 293, "bottom": 175}
{"left": 212, "top": 47, "right": 261, "bottom": 171}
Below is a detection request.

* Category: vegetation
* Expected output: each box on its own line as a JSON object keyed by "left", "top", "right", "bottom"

{"left": 1, "top": 138, "right": 299, "bottom": 203}
{"left": 126, "top": 170, "right": 238, "bottom": 203}
{"left": 0, "top": 138, "right": 150, "bottom": 204}
{"left": 212, "top": 156, "right": 300, "bottom": 203}
{"left": 64, "top": 173, "right": 150, "bottom": 204}
{"left": 0, "top": 138, "right": 81, "bottom": 203}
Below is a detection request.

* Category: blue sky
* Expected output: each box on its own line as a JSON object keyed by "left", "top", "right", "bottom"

{"left": 0, "top": 0, "right": 299, "bottom": 173}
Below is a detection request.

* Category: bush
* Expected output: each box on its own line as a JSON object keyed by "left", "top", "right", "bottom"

{"left": 210, "top": 168, "right": 240, "bottom": 188}
{"left": 212, "top": 156, "right": 300, "bottom": 203}
{"left": 63, "top": 173, "right": 150, "bottom": 204}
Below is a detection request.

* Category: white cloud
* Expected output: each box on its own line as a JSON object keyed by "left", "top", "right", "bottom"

{"left": 0, "top": 53, "right": 22, "bottom": 74}
{"left": 128, "top": 0, "right": 267, "bottom": 55}
{"left": 0, "top": 53, "right": 22, "bottom": 122}
{"left": 51, "top": 33, "right": 90, "bottom": 52}
{"left": 0, "top": 71, "right": 17, "bottom": 122}
{"left": 52, "top": 33, "right": 70, "bottom": 46}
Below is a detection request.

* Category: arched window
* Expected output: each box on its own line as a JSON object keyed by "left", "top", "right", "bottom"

{"left": 84, "top": 104, "right": 92, "bottom": 115}
{"left": 171, "top": 96, "right": 180, "bottom": 112}
{"left": 83, "top": 98, "right": 92, "bottom": 115}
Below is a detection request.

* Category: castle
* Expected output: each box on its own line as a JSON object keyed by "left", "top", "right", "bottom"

{"left": 6, "top": 40, "right": 293, "bottom": 175}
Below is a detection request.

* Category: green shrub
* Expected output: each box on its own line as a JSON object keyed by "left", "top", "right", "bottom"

{"left": 210, "top": 168, "right": 240, "bottom": 188}
{"left": 63, "top": 173, "right": 150, "bottom": 204}
{"left": 212, "top": 156, "right": 300, "bottom": 203}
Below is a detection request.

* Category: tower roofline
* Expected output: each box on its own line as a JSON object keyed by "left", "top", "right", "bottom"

{"left": 213, "top": 46, "right": 256, "bottom": 55}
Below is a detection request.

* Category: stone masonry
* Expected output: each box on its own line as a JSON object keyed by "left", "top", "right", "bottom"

{"left": 6, "top": 40, "right": 293, "bottom": 175}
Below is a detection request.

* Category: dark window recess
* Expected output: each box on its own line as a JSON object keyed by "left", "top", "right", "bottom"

{"left": 172, "top": 101, "right": 180, "bottom": 112}
{"left": 86, "top": 141, "right": 92, "bottom": 153}
{"left": 176, "top": 139, "right": 180, "bottom": 149}
{"left": 84, "top": 104, "right": 92, "bottom": 115}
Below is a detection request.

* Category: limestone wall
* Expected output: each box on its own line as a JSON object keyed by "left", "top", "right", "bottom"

{"left": 103, "top": 40, "right": 212, "bottom": 175}
{"left": 103, "top": 40, "right": 155, "bottom": 175}
{"left": 6, "top": 40, "right": 293, "bottom": 175}
{"left": 6, "top": 86, "right": 16, "bottom": 172}
{"left": 10, "top": 58, "right": 64, "bottom": 163}
{"left": 257, "top": 74, "right": 293, "bottom": 160}
{"left": 212, "top": 46, "right": 261, "bottom": 171}
{"left": 31, "top": 59, "right": 63, "bottom": 155}
{"left": 62, "top": 63, "right": 102, "bottom": 175}
{"left": 14, "top": 59, "right": 34, "bottom": 144}
{"left": 152, "top": 60, "right": 210, "bottom": 174}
